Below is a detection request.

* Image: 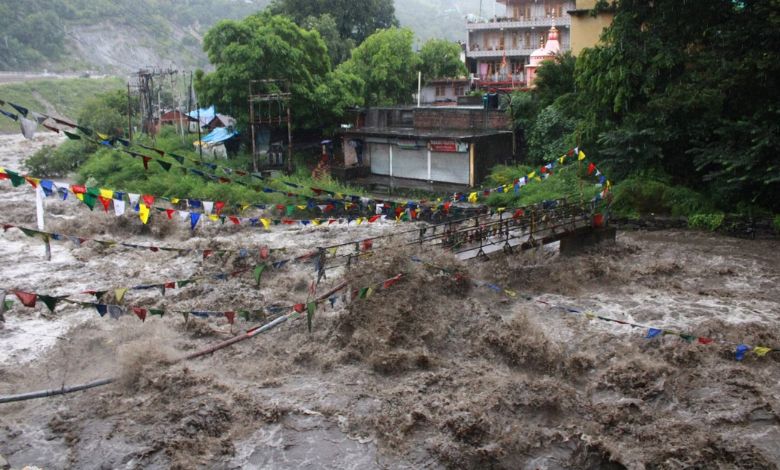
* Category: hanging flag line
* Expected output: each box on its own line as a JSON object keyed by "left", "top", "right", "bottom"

{"left": 0, "top": 99, "right": 268, "bottom": 185}
{"left": 1, "top": 99, "right": 607, "bottom": 213}
{"left": 0, "top": 166, "right": 478, "bottom": 230}
{"left": 0, "top": 99, "right": 439, "bottom": 211}
{"left": 536, "top": 300, "right": 778, "bottom": 361}
{"left": 463, "top": 147, "right": 612, "bottom": 206}
{"left": 1, "top": 272, "right": 404, "bottom": 330}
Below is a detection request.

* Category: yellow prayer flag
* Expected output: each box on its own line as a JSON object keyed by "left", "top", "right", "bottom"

{"left": 504, "top": 289, "right": 517, "bottom": 298}
{"left": 75, "top": 193, "right": 84, "bottom": 202}
{"left": 99, "top": 188, "right": 114, "bottom": 199}
{"left": 535, "top": 177, "right": 542, "bottom": 182}
{"left": 171, "top": 198, "right": 180, "bottom": 204}
{"left": 96, "top": 132, "right": 109, "bottom": 141}
{"left": 366, "top": 287, "right": 374, "bottom": 298}
{"left": 296, "top": 205, "right": 307, "bottom": 210}
{"left": 584, "top": 311, "right": 595, "bottom": 320}
{"left": 578, "top": 150, "right": 586, "bottom": 161}
{"left": 328, "top": 247, "right": 338, "bottom": 256}
{"left": 356, "top": 217, "right": 364, "bottom": 225}
{"left": 139, "top": 203, "right": 150, "bottom": 224}
{"left": 240, "top": 204, "right": 249, "bottom": 212}
{"left": 468, "top": 192, "right": 478, "bottom": 203}
{"left": 753, "top": 346, "right": 772, "bottom": 357}
{"left": 559, "top": 156, "right": 566, "bottom": 164}
{"left": 260, "top": 218, "right": 271, "bottom": 230}
{"left": 312, "top": 219, "right": 321, "bottom": 226}
{"left": 497, "top": 207, "right": 506, "bottom": 213}
{"left": 208, "top": 214, "right": 219, "bottom": 222}
{"left": 528, "top": 171, "right": 536, "bottom": 179}
{"left": 115, "top": 288, "right": 128, "bottom": 303}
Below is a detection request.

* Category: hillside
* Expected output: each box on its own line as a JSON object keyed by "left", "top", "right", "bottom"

{"left": 0, "top": 0, "right": 496, "bottom": 74}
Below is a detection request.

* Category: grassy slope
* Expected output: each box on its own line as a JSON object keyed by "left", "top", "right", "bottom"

{"left": 0, "top": 77, "right": 124, "bottom": 133}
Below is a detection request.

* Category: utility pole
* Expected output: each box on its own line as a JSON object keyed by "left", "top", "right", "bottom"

{"left": 127, "top": 82, "right": 132, "bottom": 140}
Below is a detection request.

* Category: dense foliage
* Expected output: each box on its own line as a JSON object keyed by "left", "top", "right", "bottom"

{"left": 418, "top": 39, "right": 468, "bottom": 82}
{"left": 268, "top": 0, "right": 397, "bottom": 45}
{"left": 195, "top": 13, "right": 363, "bottom": 130}
{"left": 338, "top": 28, "right": 421, "bottom": 107}
{"left": 510, "top": 0, "right": 780, "bottom": 214}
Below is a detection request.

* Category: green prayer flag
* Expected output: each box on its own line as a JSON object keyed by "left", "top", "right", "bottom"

{"left": 157, "top": 160, "right": 172, "bottom": 172}
{"left": 680, "top": 334, "right": 695, "bottom": 343}
{"left": 177, "top": 280, "right": 193, "bottom": 288}
{"left": 39, "top": 295, "right": 60, "bottom": 313}
{"left": 19, "top": 227, "right": 40, "bottom": 239}
{"left": 81, "top": 192, "right": 97, "bottom": 210}
{"left": 307, "top": 301, "right": 316, "bottom": 333}
{"left": 150, "top": 309, "right": 164, "bottom": 317}
{"left": 3, "top": 299, "right": 13, "bottom": 311}
{"left": 63, "top": 131, "right": 81, "bottom": 140}
{"left": 253, "top": 263, "right": 267, "bottom": 286}
{"left": 7, "top": 170, "right": 25, "bottom": 187}
{"left": 358, "top": 287, "right": 369, "bottom": 299}
{"left": 239, "top": 310, "right": 250, "bottom": 321}
{"left": 286, "top": 205, "right": 295, "bottom": 216}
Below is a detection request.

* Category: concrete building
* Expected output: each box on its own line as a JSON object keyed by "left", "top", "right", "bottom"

{"left": 466, "top": 0, "right": 574, "bottom": 88}
{"left": 568, "top": 0, "right": 615, "bottom": 56}
{"left": 524, "top": 25, "right": 562, "bottom": 87}
{"left": 338, "top": 106, "right": 513, "bottom": 189}
{"left": 419, "top": 78, "right": 471, "bottom": 105}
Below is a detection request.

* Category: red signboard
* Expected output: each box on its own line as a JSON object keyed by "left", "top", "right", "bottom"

{"left": 429, "top": 140, "right": 458, "bottom": 152}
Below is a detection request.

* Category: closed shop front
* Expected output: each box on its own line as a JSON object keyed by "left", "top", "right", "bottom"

{"left": 391, "top": 146, "right": 427, "bottom": 180}
{"left": 369, "top": 142, "right": 390, "bottom": 175}
{"left": 430, "top": 151, "right": 470, "bottom": 184}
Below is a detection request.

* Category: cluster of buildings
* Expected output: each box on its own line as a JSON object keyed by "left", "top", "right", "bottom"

{"left": 333, "top": 0, "right": 613, "bottom": 190}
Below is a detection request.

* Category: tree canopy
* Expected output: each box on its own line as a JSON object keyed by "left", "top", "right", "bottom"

{"left": 338, "top": 28, "right": 421, "bottom": 107}
{"left": 195, "top": 13, "right": 333, "bottom": 128}
{"left": 418, "top": 39, "right": 468, "bottom": 83}
{"left": 268, "top": 0, "right": 398, "bottom": 45}
{"left": 509, "top": 0, "right": 780, "bottom": 212}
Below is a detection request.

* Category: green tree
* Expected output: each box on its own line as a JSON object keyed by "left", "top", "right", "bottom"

{"left": 303, "top": 14, "right": 355, "bottom": 66}
{"left": 418, "top": 39, "right": 467, "bottom": 82}
{"left": 576, "top": 0, "right": 780, "bottom": 210}
{"left": 338, "top": 28, "right": 421, "bottom": 106}
{"left": 268, "top": 0, "right": 398, "bottom": 45}
{"left": 195, "top": 13, "right": 331, "bottom": 128}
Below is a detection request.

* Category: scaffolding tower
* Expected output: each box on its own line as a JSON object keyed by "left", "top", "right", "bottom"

{"left": 249, "top": 79, "right": 293, "bottom": 173}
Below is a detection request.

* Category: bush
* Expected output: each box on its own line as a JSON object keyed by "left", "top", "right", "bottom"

{"left": 610, "top": 174, "right": 714, "bottom": 218}
{"left": 23, "top": 140, "right": 93, "bottom": 178}
{"left": 688, "top": 213, "right": 725, "bottom": 231}
{"left": 484, "top": 163, "right": 602, "bottom": 208}
{"left": 773, "top": 215, "right": 780, "bottom": 234}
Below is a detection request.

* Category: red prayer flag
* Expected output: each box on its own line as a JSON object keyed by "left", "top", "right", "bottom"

{"left": 229, "top": 216, "right": 240, "bottom": 225}
{"left": 15, "top": 291, "right": 37, "bottom": 307}
{"left": 98, "top": 196, "right": 112, "bottom": 212}
{"left": 587, "top": 163, "right": 596, "bottom": 176}
{"left": 164, "top": 282, "right": 175, "bottom": 289}
{"left": 698, "top": 337, "right": 714, "bottom": 345}
{"left": 294, "top": 303, "right": 305, "bottom": 313}
{"left": 203, "top": 250, "right": 214, "bottom": 259}
{"left": 215, "top": 201, "right": 225, "bottom": 214}
{"left": 24, "top": 176, "right": 38, "bottom": 188}
{"left": 71, "top": 184, "right": 86, "bottom": 194}
{"left": 142, "top": 156, "right": 151, "bottom": 170}
{"left": 224, "top": 311, "right": 235, "bottom": 325}
{"left": 362, "top": 239, "right": 373, "bottom": 251}
{"left": 368, "top": 215, "right": 381, "bottom": 223}
{"left": 142, "top": 194, "right": 154, "bottom": 206}
{"left": 260, "top": 246, "right": 270, "bottom": 259}
{"left": 165, "top": 209, "right": 175, "bottom": 219}
{"left": 132, "top": 307, "right": 147, "bottom": 322}
{"left": 383, "top": 274, "right": 402, "bottom": 289}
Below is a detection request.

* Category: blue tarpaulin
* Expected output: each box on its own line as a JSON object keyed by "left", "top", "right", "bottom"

{"left": 187, "top": 106, "right": 216, "bottom": 126}
{"left": 201, "top": 127, "right": 239, "bottom": 144}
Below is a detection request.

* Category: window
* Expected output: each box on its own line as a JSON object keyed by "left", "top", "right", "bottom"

{"left": 455, "top": 85, "right": 465, "bottom": 96}
{"left": 524, "top": 32, "right": 531, "bottom": 48}
{"left": 435, "top": 86, "right": 445, "bottom": 97}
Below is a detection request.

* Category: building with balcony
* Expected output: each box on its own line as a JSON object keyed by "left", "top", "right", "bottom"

{"left": 466, "top": 0, "right": 574, "bottom": 89}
